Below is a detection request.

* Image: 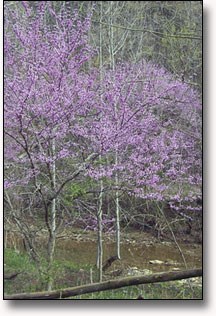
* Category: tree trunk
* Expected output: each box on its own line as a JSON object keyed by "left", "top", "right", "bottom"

{"left": 47, "top": 138, "right": 57, "bottom": 291}
{"left": 115, "top": 170, "right": 121, "bottom": 259}
{"left": 109, "top": 0, "right": 121, "bottom": 260}
{"left": 96, "top": 1, "right": 104, "bottom": 282}
{"left": 4, "top": 268, "right": 202, "bottom": 300}
{"left": 96, "top": 178, "right": 103, "bottom": 282}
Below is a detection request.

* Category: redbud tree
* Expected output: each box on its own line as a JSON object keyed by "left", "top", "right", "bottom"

{"left": 4, "top": 2, "right": 101, "bottom": 284}
{"left": 4, "top": 1, "right": 201, "bottom": 283}
{"left": 87, "top": 61, "right": 201, "bottom": 209}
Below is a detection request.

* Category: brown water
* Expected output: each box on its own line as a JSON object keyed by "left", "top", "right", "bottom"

{"left": 5, "top": 228, "right": 202, "bottom": 273}
{"left": 55, "top": 231, "right": 202, "bottom": 272}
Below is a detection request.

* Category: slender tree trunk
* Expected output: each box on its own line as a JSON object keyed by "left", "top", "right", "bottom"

{"left": 97, "top": 178, "right": 103, "bottom": 282}
{"left": 47, "top": 138, "right": 57, "bottom": 291}
{"left": 109, "top": 1, "right": 121, "bottom": 259}
{"left": 96, "top": 1, "right": 104, "bottom": 282}
{"left": 115, "top": 168, "right": 121, "bottom": 259}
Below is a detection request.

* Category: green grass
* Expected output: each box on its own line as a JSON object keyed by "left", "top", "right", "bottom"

{"left": 4, "top": 248, "right": 42, "bottom": 294}
{"left": 4, "top": 248, "right": 33, "bottom": 272}
{"left": 70, "top": 283, "right": 202, "bottom": 300}
{"left": 4, "top": 248, "right": 94, "bottom": 294}
{"left": 4, "top": 248, "right": 202, "bottom": 299}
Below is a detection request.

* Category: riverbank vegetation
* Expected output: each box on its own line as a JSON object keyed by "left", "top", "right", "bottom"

{"left": 4, "top": 246, "right": 202, "bottom": 299}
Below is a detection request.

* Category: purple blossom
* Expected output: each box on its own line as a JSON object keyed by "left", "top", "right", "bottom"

{"left": 4, "top": 2, "right": 202, "bottom": 213}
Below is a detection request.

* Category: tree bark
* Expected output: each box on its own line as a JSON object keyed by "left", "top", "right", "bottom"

{"left": 108, "top": 1, "right": 121, "bottom": 260}
{"left": 4, "top": 268, "right": 202, "bottom": 300}
{"left": 96, "top": 1, "right": 104, "bottom": 283}
{"left": 96, "top": 177, "right": 103, "bottom": 282}
{"left": 47, "top": 138, "right": 57, "bottom": 291}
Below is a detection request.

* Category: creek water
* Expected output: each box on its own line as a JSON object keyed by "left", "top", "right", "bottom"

{"left": 5, "top": 228, "right": 202, "bottom": 273}
{"left": 55, "top": 230, "right": 202, "bottom": 273}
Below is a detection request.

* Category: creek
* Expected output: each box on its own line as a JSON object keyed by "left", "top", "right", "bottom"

{"left": 54, "top": 229, "right": 202, "bottom": 274}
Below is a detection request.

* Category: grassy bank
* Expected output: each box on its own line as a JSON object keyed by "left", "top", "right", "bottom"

{"left": 4, "top": 248, "right": 202, "bottom": 299}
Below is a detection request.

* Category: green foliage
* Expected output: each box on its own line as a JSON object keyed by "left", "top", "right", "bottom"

{"left": 4, "top": 248, "right": 35, "bottom": 272}
{"left": 4, "top": 248, "right": 42, "bottom": 294}
{"left": 4, "top": 248, "right": 95, "bottom": 294}
{"left": 68, "top": 183, "right": 87, "bottom": 199}
{"left": 63, "top": 177, "right": 97, "bottom": 208}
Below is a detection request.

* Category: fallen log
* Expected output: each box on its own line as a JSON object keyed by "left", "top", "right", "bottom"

{"left": 4, "top": 268, "right": 202, "bottom": 300}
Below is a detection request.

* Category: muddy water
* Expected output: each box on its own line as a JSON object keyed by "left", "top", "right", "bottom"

{"left": 5, "top": 228, "right": 202, "bottom": 272}
{"left": 55, "top": 231, "right": 202, "bottom": 272}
